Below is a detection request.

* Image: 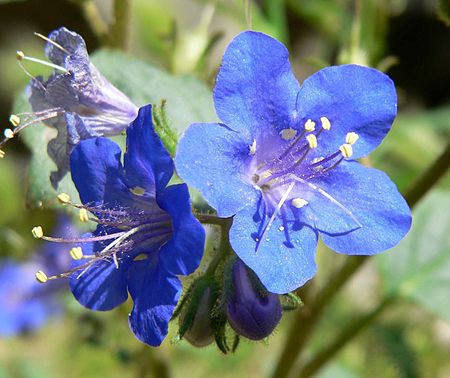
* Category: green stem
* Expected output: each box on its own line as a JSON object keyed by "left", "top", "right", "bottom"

{"left": 110, "top": 0, "right": 132, "bottom": 51}
{"left": 271, "top": 141, "right": 450, "bottom": 378}
{"left": 196, "top": 213, "right": 232, "bottom": 227}
{"left": 297, "top": 297, "right": 395, "bottom": 378}
{"left": 265, "top": 0, "right": 289, "bottom": 45}
{"left": 73, "top": 0, "right": 109, "bottom": 43}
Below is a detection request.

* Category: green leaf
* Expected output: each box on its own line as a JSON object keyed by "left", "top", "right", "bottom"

{"left": 377, "top": 191, "right": 450, "bottom": 322}
{"left": 14, "top": 49, "right": 216, "bottom": 209}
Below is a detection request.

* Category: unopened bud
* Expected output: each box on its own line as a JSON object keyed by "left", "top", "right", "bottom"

{"left": 227, "top": 259, "right": 282, "bottom": 340}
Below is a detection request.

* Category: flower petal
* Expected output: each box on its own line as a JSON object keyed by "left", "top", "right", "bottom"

{"left": 157, "top": 184, "right": 205, "bottom": 276}
{"left": 70, "top": 137, "right": 129, "bottom": 206}
{"left": 213, "top": 31, "right": 299, "bottom": 137}
{"left": 311, "top": 161, "right": 411, "bottom": 254}
{"left": 230, "top": 197, "right": 318, "bottom": 294}
{"left": 175, "top": 122, "right": 258, "bottom": 217}
{"left": 297, "top": 64, "right": 397, "bottom": 158}
{"left": 46, "top": 27, "right": 85, "bottom": 66}
{"left": 128, "top": 258, "right": 181, "bottom": 346}
{"left": 69, "top": 239, "right": 129, "bottom": 311}
{"left": 124, "top": 105, "right": 174, "bottom": 194}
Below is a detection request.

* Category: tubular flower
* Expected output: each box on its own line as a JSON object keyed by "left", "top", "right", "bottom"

{"left": 14, "top": 27, "right": 138, "bottom": 186}
{"left": 175, "top": 31, "right": 412, "bottom": 294}
{"left": 40, "top": 105, "right": 204, "bottom": 346}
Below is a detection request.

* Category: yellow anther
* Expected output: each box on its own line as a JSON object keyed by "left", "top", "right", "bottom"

{"left": 280, "top": 128, "right": 297, "bottom": 140}
{"left": 4, "top": 128, "right": 14, "bottom": 139}
{"left": 0, "top": 150, "right": 5, "bottom": 158}
{"left": 130, "top": 186, "right": 146, "bottom": 196}
{"left": 306, "top": 134, "right": 318, "bottom": 149}
{"left": 16, "top": 50, "right": 25, "bottom": 61}
{"left": 79, "top": 208, "right": 89, "bottom": 222}
{"left": 339, "top": 143, "right": 353, "bottom": 158}
{"left": 9, "top": 114, "right": 20, "bottom": 127}
{"left": 57, "top": 192, "right": 71, "bottom": 204}
{"left": 304, "top": 119, "right": 316, "bottom": 132}
{"left": 31, "top": 226, "right": 44, "bottom": 239}
{"left": 345, "top": 132, "right": 359, "bottom": 145}
{"left": 291, "top": 198, "right": 308, "bottom": 209}
{"left": 320, "top": 116, "right": 331, "bottom": 130}
{"left": 69, "top": 247, "right": 83, "bottom": 260}
{"left": 35, "top": 270, "right": 48, "bottom": 283}
{"left": 249, "top": 139, "right": 257, "bottom": 155}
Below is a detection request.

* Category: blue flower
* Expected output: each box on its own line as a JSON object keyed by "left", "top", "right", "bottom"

{"left": 67, "top": 104, "right": 205, "bottom": 346}
{"left": 175, "top": 31, "right": 412, "bottom": 294}
{"left": 227, "top": 259, "right": 282, "bottom": 340}
{"left": 26, "top": 27, "right": 138, "bottom": 186}
{"left": 0, "top": 218, "right": 74, "bottom": 337}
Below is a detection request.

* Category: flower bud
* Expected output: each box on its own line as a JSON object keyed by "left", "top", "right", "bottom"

{"left": 181, "top": 287, "right": 215, "bottom": 347}
{"left": 226, "top": 259, "right": 282, "bottom": 340}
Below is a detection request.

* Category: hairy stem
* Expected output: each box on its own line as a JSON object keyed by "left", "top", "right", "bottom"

{"left": 272, "top": 140, "right": 450, "bottom": 378}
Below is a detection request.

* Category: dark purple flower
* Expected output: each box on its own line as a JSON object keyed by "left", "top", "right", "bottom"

{"left": 227, "top": 259, "right": 282, "bottom": 340}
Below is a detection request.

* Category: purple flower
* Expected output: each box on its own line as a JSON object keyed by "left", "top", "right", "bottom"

{"left": 175, "top": 31, "right": 412, "bottom": 294}
{"left": 67, "top": 105, "right": 205, "bottom": 346}
{"left": 227, "top": 259, "right": 282, "bottom": 340}
{"left": 0, "top": 218, "right": 74, "bottom": 337}
{"left": 27, "top": 27, "right": 138, "bottom": 186}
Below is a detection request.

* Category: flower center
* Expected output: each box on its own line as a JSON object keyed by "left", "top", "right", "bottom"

{"left": 246, "top": 116, "right": 361, "bottom": 251}
{"left": 32, "top": 193, "right": 173, "bottom": 283}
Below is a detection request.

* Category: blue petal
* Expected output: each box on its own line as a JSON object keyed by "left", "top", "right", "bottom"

{"left": 70, "top": 137, "right": 129, "bottom": 206}
{"left": 175, "top": 122, "right": 258, "bottom": 217}
{"left": 213, "top": 31, "right": 300, "bottom": 137}
{"left": 128, "top": 258, "right": 181, "bottom": 346}
{"left": 297, "top": 64, "right": 397, "bottom": 158}
{"left": 124, "top": 105, "right": 174, "bottom": 194}
{"left": 229, "top": 197, "right": 318, "bottom": 294}
{"left": 69, "top": 239, "right": 129, "bottom": 311}
{"left": 312, "top": 161, "right": 411, "bottom": 254}
{"left": 157, "top": 184, "right": 205, "bottom": 276}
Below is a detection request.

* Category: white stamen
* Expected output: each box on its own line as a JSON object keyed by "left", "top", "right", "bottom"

{"left": 345, "top": 132, "right": 359, "bottom": 145}
{"left": 249, "top": 139, "right": 257, "bottom": 156}
{"left": 17, "top": 51, "right": 68, "bottom": 73}
{"left": 304, "top": 119, "right": 316, "bottom": 132}
{"left": 339, "top": 143, "right": 353, "bottom": 158}
{"left": 34, "top": 32, "right": 70, "bottom": 54}
{"left": 3, "top": 129, "right": 14, "bottom": 139}
{"left": 9, "top": 115, "right": 20, "bottom": 127}
{"left": 291, "top": 198, "right": 308, "bottom": 208}
{"left": 320, "top": 116, "right": 331, "bottom": 130}
{"left": 306, "top": 134, "right": 318, "bottom": 149}
{"left": 288, "top": 174, "right": 362, "bottom": 229}
{"left": 256, "top": 181, "right": 295, "bottom": 252}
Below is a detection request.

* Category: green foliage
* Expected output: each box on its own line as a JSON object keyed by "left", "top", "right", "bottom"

{"left": 377, "top": 191, "right": 450, "bottom": 322}
{"left": 15, "top": 49, "right": 216, "bottom": 210}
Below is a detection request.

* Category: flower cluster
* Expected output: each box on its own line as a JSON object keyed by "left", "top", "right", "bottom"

{"left": 15, "top": 28, "right": 411, "bottom": 348}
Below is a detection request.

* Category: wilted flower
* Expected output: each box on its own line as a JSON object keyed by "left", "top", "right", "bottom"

{"left": 4, "top": 27, "right": 138, "bottom": 187}
{"left": 175, "top": 31, "right": 412, "bottom": 294}
{"left": 35, "top": 105, "right": 205, "bottom": 346}
{"left": 226, "top": 259, "right": 282, "bottom": 340}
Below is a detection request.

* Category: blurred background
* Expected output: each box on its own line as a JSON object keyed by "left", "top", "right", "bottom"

{"left": 0, "top": 0, "right": 449, "bottom": 377}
